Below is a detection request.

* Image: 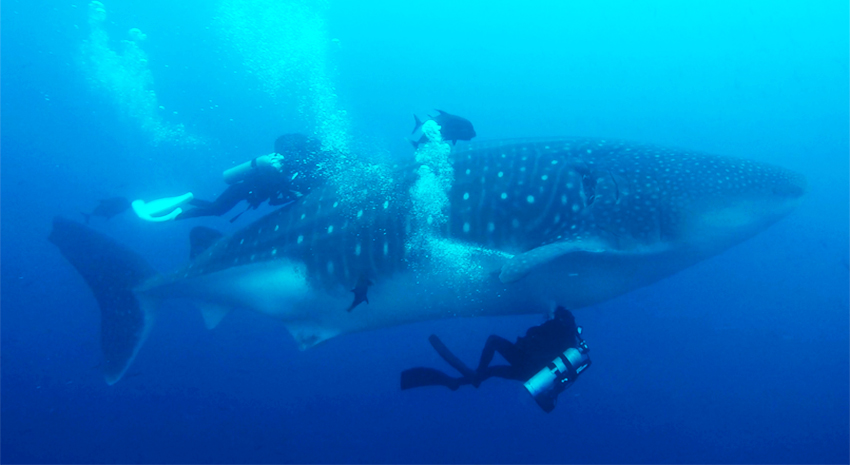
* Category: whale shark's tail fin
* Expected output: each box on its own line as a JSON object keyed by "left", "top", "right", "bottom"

{"left": 48, "top": 217, "right": 160, "bottom": 384}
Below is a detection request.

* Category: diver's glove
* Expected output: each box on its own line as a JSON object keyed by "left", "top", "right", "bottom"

{"left": 132, "top": 192, "right": 194, "bottom": 222}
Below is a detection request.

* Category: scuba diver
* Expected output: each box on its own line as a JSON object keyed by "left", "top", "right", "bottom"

{"left": 133, "top": 110, "right": 475, "bottom": 223}
{"left": 401, "top": 307, "right": 591, "bottom": 413}
{"left": 177, "top": 134, "right": 324, "bottom": 222}
{"left": 131, "top": 134, "right": 327, "bottom": 223}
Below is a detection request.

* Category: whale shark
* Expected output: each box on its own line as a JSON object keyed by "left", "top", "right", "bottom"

{"left": 49, "top": 138, "right": 806, "bottom": 384}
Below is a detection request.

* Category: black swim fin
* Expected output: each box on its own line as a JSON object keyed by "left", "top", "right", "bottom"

{"left": 428, "top": 334, "right": 477, "bottom": 379}
{"left": 401, "top": 367, "right": 462, "bottom": 391}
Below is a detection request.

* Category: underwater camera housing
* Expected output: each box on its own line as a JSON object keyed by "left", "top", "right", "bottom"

{"left": 523, "top": 327, "right": 591, "bottom": 412}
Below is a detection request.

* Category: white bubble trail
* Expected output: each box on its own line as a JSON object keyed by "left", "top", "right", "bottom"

{"left": 79, "top": 1, "right": 204, "bottom": 147}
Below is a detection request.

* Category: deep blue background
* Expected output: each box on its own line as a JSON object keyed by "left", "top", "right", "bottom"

{"left": 2, "top": 1, "right": 848, "bottom": 463}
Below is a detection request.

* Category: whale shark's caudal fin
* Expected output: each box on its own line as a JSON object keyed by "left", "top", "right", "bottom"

{"left": 48, "top": 217, "right": 160, "bottom": 384}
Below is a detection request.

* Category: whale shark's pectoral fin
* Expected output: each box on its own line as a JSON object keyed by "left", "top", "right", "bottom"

{"left": 286, "top": 323, "right": 341, "bottom": 350}
{"left": 499, "top": 241, "right": 609, "bottom": 284}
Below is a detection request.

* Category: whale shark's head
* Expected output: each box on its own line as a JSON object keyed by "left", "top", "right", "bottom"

{"left": 447, "top": 139, "right": 806, "bottom": 256}
{"left": 654, "top": 151, "right": 807, "bottom": 251}
{"left": 445, "top": 139, "right": 807, "bottom": 307}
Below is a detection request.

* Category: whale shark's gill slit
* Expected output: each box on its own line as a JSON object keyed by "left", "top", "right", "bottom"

{"left": 658, "top": 208, "right": 677, "bottom": 242}
{"left": 608, "top": 170, "right": 621, "bottom": 202}
{"left": 581, "top": 174, "right": 597, "bottom": 208}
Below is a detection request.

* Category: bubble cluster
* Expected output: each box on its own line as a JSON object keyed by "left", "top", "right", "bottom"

{"left": 407, "top": 121, "right": 454, "bottom": 251}
{"left": 79, "top": 1, "right": 203, "bottom": 147}
{"left": 328, "top": 159, "right": 399, "bottom": 219}
{"left": 402, "top": 121, "right": 498, "bottom": 291}
{"left": 217, "top": 0, "right": 351, "bottom": 155}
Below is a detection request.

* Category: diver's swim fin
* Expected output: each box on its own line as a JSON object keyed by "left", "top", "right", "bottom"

{"left": 132, "top": 192, "right": 193, "bottom": 222}
{"left": 428, "top": 335, "right": 477, "bottom": 379}
{"left": 401, "top": 367, "right": 462, "bottom": 391}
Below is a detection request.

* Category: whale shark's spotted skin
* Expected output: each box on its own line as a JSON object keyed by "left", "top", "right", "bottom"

{"left": 179, "top": 138, "right": 804, "bottom": 296}
{"left": 450, "top": 139, "right": 800, "bottom": 248}
{"left": 52, "top": 137, "right": 806, "bottom": 383}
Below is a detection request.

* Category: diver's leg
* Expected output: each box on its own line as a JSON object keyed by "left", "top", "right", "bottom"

{"left": 429, "top": 335, "right": 476, "bottom": 379}
{"left": 476, "top": 335, "right": 523, "bottom": 372}
{"left": 203, "top": 184, "right": 251, "bottom": 215}
{"left": 477, "top": 365, "right": 525, "bottom": 382}
{"left": 188, "top": 199, "right": 214, "bottom": 207}
{"left": 178, "top": 184, "right": 250, "bottom": 219}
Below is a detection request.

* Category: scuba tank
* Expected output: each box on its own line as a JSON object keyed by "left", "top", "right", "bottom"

{"left": 523, "top": 327, "right": 591, "bottom": 411}
{"left": 222, "top": 153, "right": 285, "bottom": 185}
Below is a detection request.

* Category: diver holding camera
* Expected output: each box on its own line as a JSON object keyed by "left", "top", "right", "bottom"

{"left": 401, "top": 307, "right": 590, "bottom": 413}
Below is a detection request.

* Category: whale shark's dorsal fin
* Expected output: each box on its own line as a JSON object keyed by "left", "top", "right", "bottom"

{"left": 286, "top": 323, "right": 341, "bottom": 350}
{"left": 189, "top": 226, "right": 224, "bottom": 260}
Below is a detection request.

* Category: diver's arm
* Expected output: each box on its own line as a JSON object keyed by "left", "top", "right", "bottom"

{"left": 268, "top": 192, "right": 290, "bottom": 206}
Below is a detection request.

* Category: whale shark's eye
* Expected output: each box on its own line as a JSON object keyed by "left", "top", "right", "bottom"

{"left": 771, "top": 176, "right": 806, "bottom": 198}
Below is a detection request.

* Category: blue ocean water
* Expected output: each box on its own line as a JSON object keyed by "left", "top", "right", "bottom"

{"left": 2, "top": 0, "right": 848, "bottom": 463}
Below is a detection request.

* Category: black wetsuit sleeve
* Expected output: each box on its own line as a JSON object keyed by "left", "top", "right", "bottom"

{"left": 268, "top": 190, "right": 292, "bottom": 206}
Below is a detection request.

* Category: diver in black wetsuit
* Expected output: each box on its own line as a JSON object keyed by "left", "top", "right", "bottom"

{"left": 178, "top": 134, "right": 326, "bottom": 222}
{"left": 177, "top": 165, "right": 291, "bottom": 221}
{"left": 401, "top": 307, "right": 590, "bottom": 413}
